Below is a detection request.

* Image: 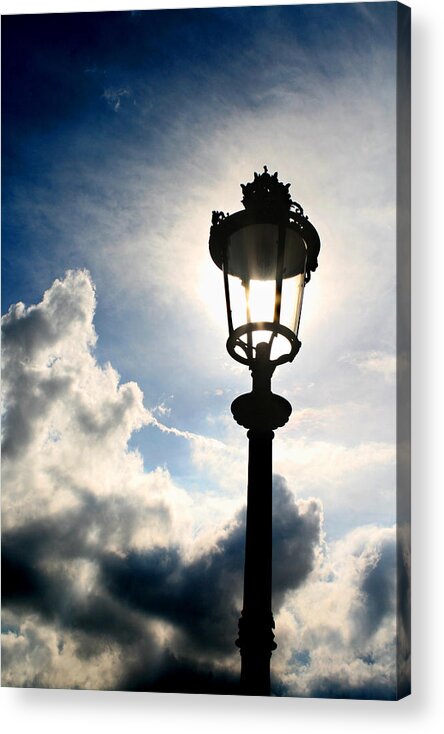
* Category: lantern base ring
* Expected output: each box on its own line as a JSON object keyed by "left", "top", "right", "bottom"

{"left": 226, "top": 322, "right": 301, "bottom": 367}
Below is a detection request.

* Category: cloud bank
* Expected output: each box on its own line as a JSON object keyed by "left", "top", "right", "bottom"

{"left": 2, "top": 271, "right": 402, "bottom": 697}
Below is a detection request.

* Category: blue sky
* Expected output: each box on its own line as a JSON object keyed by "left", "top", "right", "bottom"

{"left": 2, "top": 2, "right": 408, "bottom": 698}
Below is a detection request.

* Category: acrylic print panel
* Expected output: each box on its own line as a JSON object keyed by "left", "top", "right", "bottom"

{"left": 1, "top": 2, "right": 410, "bottom": 698}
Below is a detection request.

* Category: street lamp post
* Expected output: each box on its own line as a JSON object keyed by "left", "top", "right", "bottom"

{"left": 209, "top": 167, "right": 320, "bottom": 696}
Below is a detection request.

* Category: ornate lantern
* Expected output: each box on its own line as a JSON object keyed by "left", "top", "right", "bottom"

{"left": 209, "top": 166, "right": 320, "bottom": 369}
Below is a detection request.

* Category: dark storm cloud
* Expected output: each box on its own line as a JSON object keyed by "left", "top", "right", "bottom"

{"left": 2, "top": 478, "right": 321, "bottom": 692}
{"left": 101, "top": 479, "right": 321, "bottom": 657}
{"left": 272, "top": 487, "right": 322, "bottom": 607}
{"left": 2, "top": 503, "right": 150, "bottom": 651}
{"left": 119, "top": 648, "right": 240, "bottom": 695}
{"left": 358, "top": 536, "right": 396, "bottom": 638}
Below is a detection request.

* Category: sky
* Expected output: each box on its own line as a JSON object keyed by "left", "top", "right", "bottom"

{"left": 2, "top": 2, "right": 409, "bottom": 698}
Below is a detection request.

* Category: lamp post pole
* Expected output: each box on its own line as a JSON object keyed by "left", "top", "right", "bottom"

{"left": 239, "top": 426, "right": 275, "bottom": 695}
{"left": 232, "top": 343, "right": 292, "bottom": 695}
{"left": 208, "top": 167, "right": 320, "bottom": 696}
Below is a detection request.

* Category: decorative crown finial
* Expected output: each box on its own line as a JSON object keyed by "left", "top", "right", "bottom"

{"left": 240, "top": 166, "right": 295, "bottom": 216}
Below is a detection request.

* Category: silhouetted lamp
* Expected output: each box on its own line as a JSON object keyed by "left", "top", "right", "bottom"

{"left": 208, "top": 166, "right": 320, "bottom": 696}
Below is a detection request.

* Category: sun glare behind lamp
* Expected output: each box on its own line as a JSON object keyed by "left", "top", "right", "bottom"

{"left": 209, "top": 166, "right": 321, "bottom": 368}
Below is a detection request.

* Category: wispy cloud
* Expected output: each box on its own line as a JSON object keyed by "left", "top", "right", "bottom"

{"left": 152, "top": 401, "right": 171, "bottom": 417}
{"left": 102, "top": 87, "right": 131, "bottom": 111}
{"left": 340, "top": 351, "right": 396, "bottom": 381}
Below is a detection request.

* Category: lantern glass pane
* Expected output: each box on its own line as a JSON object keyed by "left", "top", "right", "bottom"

{"left": 281, "top": 272, "right": 306, "bottom": 334}
{"left": 226, "top": 273, "right": 247, "bottom": 331}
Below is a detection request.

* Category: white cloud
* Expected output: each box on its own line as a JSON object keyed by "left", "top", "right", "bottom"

{"left": 1, "top": 611, "right": 122, "bottom": 690}
{"left": 275, "top": 435, "right": 395, "bottom": 487}
{"left": 185, "top": 404, "right": 396, "bottom": 527}
{"left": 152, "top": 401, "right": 171, "bottom": 416}
{"left": 340, "top": 351, "right": 397, "bottom": 381}
{"left": 1, "top": 270, "right": 192, "bottom": 546}
{"left": 274, "top": 524, "right": 399, "bottom": 698}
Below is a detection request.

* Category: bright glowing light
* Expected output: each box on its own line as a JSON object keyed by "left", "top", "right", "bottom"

{"left": 246, "top": 275, "right": 305, "bottom": 334}
{"left": 247, "top": 280, "right": 276, "bottom": 323}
